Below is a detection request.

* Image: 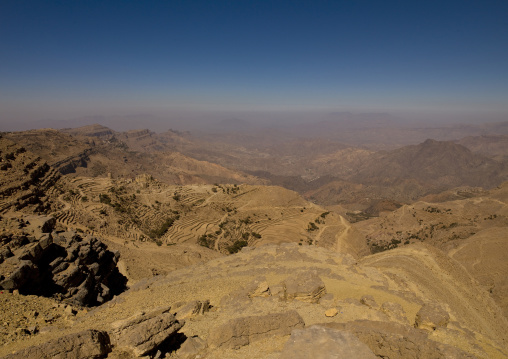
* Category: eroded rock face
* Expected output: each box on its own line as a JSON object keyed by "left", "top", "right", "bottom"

{"left": 4, "top": 329, "right": 111, "bottom": 359}
{"left": 208, "top": 310, "right": 305, "bottom": 349}
{"left": 280, "top": 325, "right": 377, "bottom": 359}
{"left": 0, "top": 216, "right": 127, "bottom": 307}
{"left": 109, "top": 306, "right": 184, "bottom": 357}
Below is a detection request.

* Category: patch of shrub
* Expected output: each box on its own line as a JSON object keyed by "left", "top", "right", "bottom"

{"left": 227, "top": 240, "right": 248, "bottom": 254}
{"left": 99, "top": 194, "right": 111, "bottom": 205}
{"left": 149, "top": 218, "right": 175, "bottom": 239}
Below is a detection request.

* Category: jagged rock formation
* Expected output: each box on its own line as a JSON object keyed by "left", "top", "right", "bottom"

{"left": 414, "top": 302, "right": 450, "bottom": 331}
{"left": 0, "top": 215, "right": 127, "bottom": 307}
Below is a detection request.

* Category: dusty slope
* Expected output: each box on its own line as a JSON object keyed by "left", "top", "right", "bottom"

{"left": 1, "top": 243, "right": 506, "bottom": 358}
{"left": 448, "top": 228, "right": 508, "bottom": 318}
{"left": 354, "top": 181, "right": 508, "bottom": 317}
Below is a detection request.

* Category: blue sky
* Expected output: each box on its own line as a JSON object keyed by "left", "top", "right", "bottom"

{"left": 1, "top": 0, "right": 508, "bottom": 128}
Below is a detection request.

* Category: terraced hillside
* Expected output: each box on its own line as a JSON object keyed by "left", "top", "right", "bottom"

{"left": 52, "top": 176, "right": 367, "bottom": 258}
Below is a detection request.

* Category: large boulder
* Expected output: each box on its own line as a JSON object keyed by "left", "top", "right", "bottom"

{"left": 4, "top": 329, "right": 111, "bottom": 359}
{"left": 24, "top": 215, "right": 56, "bottom": 237}
{"left": 414, "top": 302, "right": 450, "bottom": 331}
{"left": 177, "top": 336, "right": 207, "bottom": 359}
{"left": 280, "top": 325, "right": 377, "bottom": 359}
{"left": 283, "top": 270, "right": 326, "bottom": 303}
{"left": 207, "top": 310, "right": 304, "bottom": 349}
{"left": 109, "top": 306, "right": 184, "bottom": 357}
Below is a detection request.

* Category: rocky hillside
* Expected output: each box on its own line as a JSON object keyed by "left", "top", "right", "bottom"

{"left": 3, "top": 129, "right": 264, "bottom": 186}
{"left": 0, "top": 136, "right": 61, "bottom": 214}
{"left": 457, "top": 134, "right": 508, "bottom": 160}
{"left": 1, "top": 243, "right": 507, "bottom": 358}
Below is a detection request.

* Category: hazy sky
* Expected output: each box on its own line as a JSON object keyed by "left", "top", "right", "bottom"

{"left": 1, "top": 0, "right": 508, "bottom": 129}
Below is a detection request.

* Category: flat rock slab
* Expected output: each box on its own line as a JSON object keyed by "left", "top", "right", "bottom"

{"left": 4, "top": 329, "right": 111, "bottom": 359}
{"left": 208, "top": 310, "right": 304, "bottom": 349}
{"left": 323, "top": 320, "right": 478, "bottom": 359}
{"left": 280, "top": 325, "right": 377, "bottom": 359}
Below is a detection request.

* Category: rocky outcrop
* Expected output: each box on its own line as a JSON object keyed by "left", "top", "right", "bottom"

{"left": 51, "top": 149, "right": 94, "bottom": 175}
{"left": 414, "top": 302, "right": 450, "bottom": 331}
{"left": 4, "top": 329, "right": 111, "bottom": 359}
{"left": 280, "top": 325, "right": 377, "bottom": 359}
{"left": 208, "top": 310, "right": 305, "bottom": 349}
{"left": 0, "top": 216, "right": 127, "bottom": 306}
{"left": 109, "top": 306, "right": 184, "bottom": 357}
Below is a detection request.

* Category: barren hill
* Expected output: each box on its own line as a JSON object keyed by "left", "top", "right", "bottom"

{"left": 457, "top": 134, "right": 508, "bottom": 160}
{"left": 350, "top": 139, "right": 505, "bottom": 188}
{"left": 305, "top": 139, "right": 508, "bottom": 208}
